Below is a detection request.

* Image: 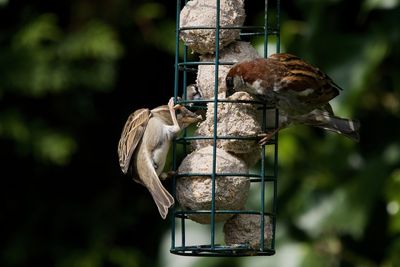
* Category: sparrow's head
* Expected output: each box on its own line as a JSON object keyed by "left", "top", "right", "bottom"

{"left": 176, "top": 106, "right": 202, "bottom": 128}
{"left": 225, "top": 63, "right": 248, "bottom": 97}
{"left": 152, "top": 104, "right": 201, "bottom": 127}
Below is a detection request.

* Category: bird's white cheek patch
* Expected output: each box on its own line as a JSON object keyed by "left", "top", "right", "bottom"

{"left": 273, "top": 83, "right": 280, "bottom": 92}
{"left": 250, "top": 79, "right": 264, "bottom": 94}
{"left": 297, "top": 88, "right": 314, "bottom": 96}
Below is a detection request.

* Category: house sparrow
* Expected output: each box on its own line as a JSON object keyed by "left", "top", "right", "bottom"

{"left": 225, "top": 53, "right": 360, "bottom": 142}
{"left": 180, "top": 84, "right": 207, "bottom": 119}
{"left": 186, "top": 84, "right": 203, "bottom": 103}
{"left": 118, "top": 98, "right": 202, "bottom": 219}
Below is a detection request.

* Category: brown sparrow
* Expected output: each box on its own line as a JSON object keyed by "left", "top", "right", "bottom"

{"left": 226, "top": 53, "right": 360, "bottom": 142}
{"left": 118, "top": 98, "right": 202, "bottom": 219}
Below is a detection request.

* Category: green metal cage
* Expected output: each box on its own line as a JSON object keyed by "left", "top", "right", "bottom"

{"left": 171, "top": 0, "right": 280, "bottom": 256}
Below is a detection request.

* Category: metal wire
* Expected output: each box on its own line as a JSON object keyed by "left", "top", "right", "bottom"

{"left": 171, "top": 0, "right": 280, "bottom": 256}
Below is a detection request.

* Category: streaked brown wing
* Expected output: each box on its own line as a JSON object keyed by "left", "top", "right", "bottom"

{"left": 270, "top": 53, "right": 340, "bottom": 105}
{"left": 118, "top": 108, "right": 150, "bottom": 174}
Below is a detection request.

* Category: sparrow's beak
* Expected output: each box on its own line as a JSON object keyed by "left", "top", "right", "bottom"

{"left": 226, "top": 76, "right": 235, "bottom": 97}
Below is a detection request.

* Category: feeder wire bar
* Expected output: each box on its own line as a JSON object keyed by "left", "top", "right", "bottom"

{"left": 170, "top": 0, "right": 182, "bottom": 252}
{"left": 210, "top": 0, "right": 222, "bottom": 250}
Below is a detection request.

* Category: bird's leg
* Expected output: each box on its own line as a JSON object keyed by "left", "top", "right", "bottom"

{"left": 258, "top": 127, "right": 281, "bottom": 145}
{"left": 168, "top": 98, "right": 181, "bottom": 132}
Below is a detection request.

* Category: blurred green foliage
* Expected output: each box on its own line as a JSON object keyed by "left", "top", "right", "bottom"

{"left": 1, "top": 0, "right": 399, "bottom": 267}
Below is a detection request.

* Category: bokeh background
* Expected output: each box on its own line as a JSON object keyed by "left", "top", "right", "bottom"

{"left": 1, "top": 0, "right": 399, "bottom": 266}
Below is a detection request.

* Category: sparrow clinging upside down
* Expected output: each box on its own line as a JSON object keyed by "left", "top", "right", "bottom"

{"left": 225, "top": 53, "right": 360, "bottom": 142}
{"left": 118, "top": 98, "right": 202, "bottom": 219}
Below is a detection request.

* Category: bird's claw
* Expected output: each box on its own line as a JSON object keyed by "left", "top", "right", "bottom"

{"left": 167, "top": 97, "right": 182, "bottom": 110}
{"left": 167, "top": 98, "right": 183, "bottom": 111}
{"left": 173, "top": 104, "right": 183, "bottom": 110}
{"left": 258, "top": 129, "right": 279, "bottom": 146}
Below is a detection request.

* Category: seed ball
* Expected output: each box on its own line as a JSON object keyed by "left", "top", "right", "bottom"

{"left": 180, "top": 0, "right": 246, "bottom": 54}
{"left": 176, "top": 146, "right": 250, "bottom": 224}
{"left": 193, "top": 92, "right": 262, "bottom": 167}
{"left": 223, "top": 214, "right": 274, "bottom": 250}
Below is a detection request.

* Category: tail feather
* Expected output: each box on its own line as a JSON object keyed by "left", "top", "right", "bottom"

{"left": 315, "top": 115, "right": 360, "bottom": 142}
{"left": 299, "top": 109, "right": 360, "bottom": 142}
{"left": 147, "top": 179, "right": 175, "bottom": 219}
{"left": 136, "top": 150, "right": 175, "bottom": 219}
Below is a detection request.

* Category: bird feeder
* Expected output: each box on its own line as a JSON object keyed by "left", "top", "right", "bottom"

{"left": 171, "top": 0, "right": 280, "bottom": 256}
